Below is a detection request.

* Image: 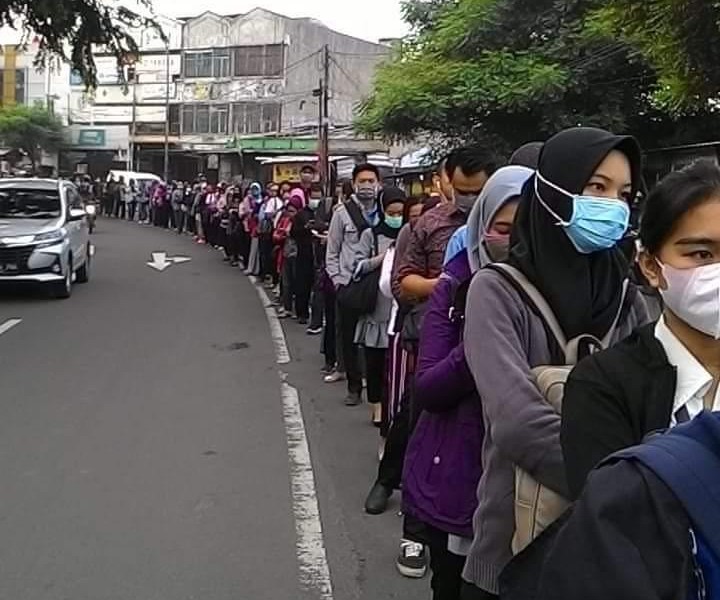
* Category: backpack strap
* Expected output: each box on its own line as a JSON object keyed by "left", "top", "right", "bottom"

{"left": 490, "top": 263, "right": 569, "bottom": 354}
{"left": 344, "top": 199, "right": 370, "bottom": 234}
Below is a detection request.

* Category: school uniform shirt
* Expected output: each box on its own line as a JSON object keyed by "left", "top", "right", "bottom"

{"left": 655, "top": 316, "right": 720, "bottom": 426}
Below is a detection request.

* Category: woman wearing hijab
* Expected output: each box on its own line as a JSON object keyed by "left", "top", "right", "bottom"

{"left": 275, "top": 192, "right": 305, "bottom": 319}
{"left": 354, "top": 187, "right": 407, "bottom": 427}
{"left": 243, "top": 182, "right": 264, "bottom": 275}
{"left": 402, "top": 167, "right": 531, "bottom": 600}
{"left": 460, "top": 128, "right": 654, "bottom": 600}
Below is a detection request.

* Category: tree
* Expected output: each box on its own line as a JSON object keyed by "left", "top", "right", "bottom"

{"left": 0, "top": 0, "right": 164, "bottom": 88}
{"left": 587, "top": 0, "right": 720, "bottom": 113}
{"left": 0, "top": 104, "right": 64, "bottom": 172}
{"left": 357, "top": 0, "right": 720, "bottom": 155}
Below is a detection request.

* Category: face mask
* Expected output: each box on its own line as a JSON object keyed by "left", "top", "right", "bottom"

{"left": 454, "top": 191, "right": 478, "bottom": 214}
{"left": 309, "top": 198, "right": 321, "bottom": 210}
{"left": 385, "top": 215, "right": 403, "bottom": 229}
{"left": 355, "top": 184, "right": 377, "bottom": 204}
{"left": 659, "top": 260, "right": 720, "bottom": 339}
{"left": 484, "top": 232, "right": 510, "bottom": 262}
{"left": 535, "top": 172, "right": 630, "bottom": 254}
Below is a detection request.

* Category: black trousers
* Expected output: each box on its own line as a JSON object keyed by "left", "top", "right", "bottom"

{"left": 419, "top": 524, "right": 467, "bottom": 600}
{"left": 337, "top": 299, "right": 362, "bottom": 395}
{"left": 128, "top": 201, "right": 137, "bottom": 221}
{"left": 322, "top": 289, "right": 337, "bottom": 367}
{"left": 294, "top": 254, "right": 314, "bottom": 321}
{"left": 459, "top": 583, "right": 498, "bottom": 600}
{"left": 175, "top": 209, "right": 186, "bottom": 233}
{"left": 364, "top": 347, "right": 386, "bottom": 405}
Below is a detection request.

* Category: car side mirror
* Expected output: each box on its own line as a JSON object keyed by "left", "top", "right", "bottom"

{"left": 68, "top": 208, "right": 86, "bottom": 221}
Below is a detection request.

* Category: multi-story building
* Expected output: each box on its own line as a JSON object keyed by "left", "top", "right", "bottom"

{"left": 66, "top": 8, "right": 390, "bottom": 181}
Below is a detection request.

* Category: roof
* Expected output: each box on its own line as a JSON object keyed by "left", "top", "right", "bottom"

{"left": 0, "top": 178, "right": 62, "bottom": 190}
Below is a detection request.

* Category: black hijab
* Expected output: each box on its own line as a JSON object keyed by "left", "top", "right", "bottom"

{"left": 374, "top": 186, "right": 407, "bottom": 240}
{"left": 508, "top": 127, "right": 642, "bottom": 340}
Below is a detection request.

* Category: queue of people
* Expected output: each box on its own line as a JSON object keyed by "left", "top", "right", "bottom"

{"left": 94, "top": 130, "right": 720, "bottom": 600}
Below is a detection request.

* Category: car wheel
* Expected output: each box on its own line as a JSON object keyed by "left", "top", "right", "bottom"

{"left": 76, "top": 248, "right": 91, "bottom": 284}
{"left": 52, "top": 256, "right": 73, "bottom": 299}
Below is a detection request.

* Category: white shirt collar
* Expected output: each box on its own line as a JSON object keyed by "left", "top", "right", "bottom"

{"left": 655, "top": 316, "right": 719, "bottom": 423}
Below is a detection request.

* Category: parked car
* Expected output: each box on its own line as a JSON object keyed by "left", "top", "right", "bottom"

{"left": 0, "top": 179, "right": 92, "bottom": 298}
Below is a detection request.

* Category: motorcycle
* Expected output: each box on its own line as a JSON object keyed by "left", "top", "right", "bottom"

{"left": 85, "top": 201, "right": 97, "bottom": 234}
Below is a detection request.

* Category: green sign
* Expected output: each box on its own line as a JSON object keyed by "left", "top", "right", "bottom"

{"left": 77, "top": 129, "right": 106, "bottom": 147}
{"left": 225, "top": 136, "right": 317, "bottom": 152}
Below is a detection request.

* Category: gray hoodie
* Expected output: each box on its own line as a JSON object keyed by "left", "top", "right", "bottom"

{"left": 462, "top": 268, "right": 653, "bottom": 594}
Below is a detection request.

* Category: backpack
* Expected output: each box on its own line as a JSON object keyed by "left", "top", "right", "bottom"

{"left": 610, "top": 412, "right": 720, "bottom": 600}
{"left": 489, "top": 263, "right": 628, "bottom": 554}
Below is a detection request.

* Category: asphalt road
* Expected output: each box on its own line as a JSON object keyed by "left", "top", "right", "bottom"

{"left": 0, "top": 218, "right": 424, "bottom": 600}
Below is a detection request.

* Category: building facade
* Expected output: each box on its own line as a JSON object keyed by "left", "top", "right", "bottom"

{"left": 66, "top": 8, "right": 389, "bottom": 180}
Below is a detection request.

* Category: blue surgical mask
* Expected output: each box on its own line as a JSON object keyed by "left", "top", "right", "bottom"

{"left": 385, "top": 215, "right": 403, "bottom": 229}
{"left": 309, "top": 198, "right": 321, "bottom": 210}
{"left": 534, "top": 172, "right": 630, "bottom": 254}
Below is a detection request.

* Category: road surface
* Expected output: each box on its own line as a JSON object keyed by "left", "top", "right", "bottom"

{"left": 0, "top": 218, "right": 424, "bottom": 600}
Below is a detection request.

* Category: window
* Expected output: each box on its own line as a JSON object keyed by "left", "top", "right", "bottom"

{"left": 181, "top": 103, "right": 229, "bottom": 134}
{"left": 184, "top": 51, "right": 212, "bottom": 78}
{"left": 169, "top": 105, "right": 180, "bottom": 135}
{"left": 15, "top": 69, "right": 24, "bottom": 104}
{"left": 210, "top": 105, "right": 228, "bottom": 134}
{"left": 185, "top": 49, "right": 231, "bottom": 78}
{"left": 213, "top": 49, "right": 230, "bottom": 78}
{"left": 231, "top": 102, "right": 281, "bottom": 135}
{"left": 233, "top": 44, "right": 284, "bottom": 77}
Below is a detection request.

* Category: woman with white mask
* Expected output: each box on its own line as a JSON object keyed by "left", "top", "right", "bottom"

{"left": 562, "top": 159, "right": 720, "bottom": 499}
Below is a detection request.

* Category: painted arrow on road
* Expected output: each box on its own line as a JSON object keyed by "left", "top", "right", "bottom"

{"left": 146, "top": 252, "right": 192, "bottom": 272}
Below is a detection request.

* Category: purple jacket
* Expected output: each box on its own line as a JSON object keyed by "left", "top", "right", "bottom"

{"left": 402, "top": 252, "right": 484, "bottom": 538}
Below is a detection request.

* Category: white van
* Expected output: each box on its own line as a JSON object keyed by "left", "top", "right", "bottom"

{"left": 107, "top": 170, "right": 163, "bottom": 189}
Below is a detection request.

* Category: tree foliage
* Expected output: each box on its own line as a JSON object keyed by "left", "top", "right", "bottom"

{"left": 587, "top": 0, "right": 720, "bottom": 113}
{"left": 357, "top": 0, "right": 720, "bottom": 154}
{"left": 0, "top": 0, "right": 164, "bottom": 88}
{"left": 0, "top": 104, "right": 64, "bottom": 170}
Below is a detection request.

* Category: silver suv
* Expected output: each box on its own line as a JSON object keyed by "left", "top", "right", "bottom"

{"left": 0, "top": 178, "right": 91, "bottom": 298}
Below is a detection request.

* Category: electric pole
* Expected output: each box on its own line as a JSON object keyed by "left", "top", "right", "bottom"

{"left": 163, "top": 42, "right": 170, "bottom": 183}
{"left": 316, "top": 45, "right": 330, "bottom": 197}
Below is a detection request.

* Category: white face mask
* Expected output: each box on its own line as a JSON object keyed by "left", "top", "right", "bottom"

{"left": 659, "top": 260, "right": 720, "bottom": 339}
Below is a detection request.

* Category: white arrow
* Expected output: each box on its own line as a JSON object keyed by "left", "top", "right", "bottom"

{"left": 146, "top": 252, "right": 192, "bottom": 271}
{"left": 147, "top": 252, "right": 172, "bottom": 271}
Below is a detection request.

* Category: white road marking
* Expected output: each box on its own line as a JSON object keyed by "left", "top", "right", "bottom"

{"left": 146, "top": 252, "right": 192, "bottom": 271}
{"left": 252, "top": 276, "right": 291, "bottom": 365}
{"left": 0, "top": 318, "right": 22, "bottom": 337}
{"left": 251, "top": 277, "right": 333, "bottom": 600}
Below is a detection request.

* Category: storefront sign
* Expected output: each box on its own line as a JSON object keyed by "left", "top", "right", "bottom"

{"left": 77, "top": 129, "right": 106, "bottom": 147}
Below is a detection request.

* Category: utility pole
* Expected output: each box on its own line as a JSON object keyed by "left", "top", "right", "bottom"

{"left": 315, "top": 45, "right": 330, "bottom": 197}
{"left": 129, "top": 66, "right": 137, "bottom": 172}
{"left": 163, "top": 43, "right": 171, "bottom": 183}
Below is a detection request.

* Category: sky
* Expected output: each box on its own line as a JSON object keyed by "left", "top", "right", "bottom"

{"left": 150, "top": 0, "right": 409, "bottom": 43}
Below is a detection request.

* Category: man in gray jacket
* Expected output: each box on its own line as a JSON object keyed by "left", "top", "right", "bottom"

{"left": 325, "top": 163, "right": 381, "bottom": 406}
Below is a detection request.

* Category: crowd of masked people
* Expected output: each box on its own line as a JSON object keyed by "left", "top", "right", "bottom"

{"left": 99, "top": 128, "right": 720, "bottom": 599}
{"left": 262, "top": 130, "right": 720, "bottom": 600}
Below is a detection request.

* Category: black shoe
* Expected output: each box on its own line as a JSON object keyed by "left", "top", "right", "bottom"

{"left": 344, "top": 392, "right": 362, "bottom": 406}
{"left": 297, "top": 318, "right": 308, "bottom": 325}
{"left": 364, "top": 482, "right": 392, "bottom": 515}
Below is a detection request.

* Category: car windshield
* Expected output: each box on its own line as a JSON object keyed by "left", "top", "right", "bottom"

{"left": 0, "top": 188, "right": 61, "bottom": 218}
